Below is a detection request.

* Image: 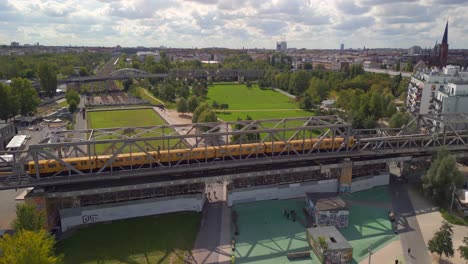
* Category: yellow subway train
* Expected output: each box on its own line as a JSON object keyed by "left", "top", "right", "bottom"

{"left": 26, "top": 137, "right": 355, "bottom": 176}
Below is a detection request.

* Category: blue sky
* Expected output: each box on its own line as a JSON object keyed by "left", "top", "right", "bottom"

{"left": 1, "top": 0, "right": 467, "bottom": 49}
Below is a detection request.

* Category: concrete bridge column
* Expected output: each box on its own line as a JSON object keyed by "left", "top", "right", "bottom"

{"left": 338, "top": 159, "right": 352, "bottom": 193}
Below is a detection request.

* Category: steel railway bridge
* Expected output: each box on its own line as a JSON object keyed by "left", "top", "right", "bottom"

{"left": 2, "top": 113, "right": 468, "bottom": 230}
{"left": 1, "top": 113, "right": 468, "bottom": 192}
{"left": 58, "top": 68, "right": 265, "bottom": 84}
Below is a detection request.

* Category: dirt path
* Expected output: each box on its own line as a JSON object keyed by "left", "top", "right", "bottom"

{"left": 140, "top": 87, "right": 165, "bottom": 105}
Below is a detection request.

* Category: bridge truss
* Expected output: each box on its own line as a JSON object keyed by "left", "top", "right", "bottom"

{"left": 59, "top": 68, "right": 266, "bottom": 84}
{"left": 1, "top": 114, "right": 468, "bottom": 190}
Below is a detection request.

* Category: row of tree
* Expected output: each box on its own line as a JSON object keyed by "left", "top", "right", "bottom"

{"left": 0, "top": 52, "right": 110, "bottom": 79}
{"left": 0, "top": 79, "right": 40, "bottom": 121}
{"left": 0, "top": 204, "right": 62, "bottom": 263}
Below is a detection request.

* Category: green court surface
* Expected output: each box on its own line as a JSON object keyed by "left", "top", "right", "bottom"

{"left": 87, "top": 109, "right": 180, "bottom": 153}
{"left": 342, "top": 186, "right": 391, "bottom": 204}
{"left": 232, "top": 187, "right": 397, "bottom": 264}
{"left": 233, "top": 199, "right": 320, "bottom": 264}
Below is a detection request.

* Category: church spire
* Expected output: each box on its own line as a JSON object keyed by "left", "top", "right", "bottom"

{"left": 442, "top": 20, "right": 448, "bottom": 44}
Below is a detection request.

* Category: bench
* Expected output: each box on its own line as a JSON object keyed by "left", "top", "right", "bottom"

{"left": 286, "top": 251, "right": 310, "bottom": 260}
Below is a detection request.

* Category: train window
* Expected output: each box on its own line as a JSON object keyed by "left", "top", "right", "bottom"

{"left": 294, "top": 144, "right": 299, "bottom": 147}
{"left": 126, "top": 158, "right": 131, "bottom": 161}
{"left": 231, "top": 149, "right": 236, "bottom": 152}
{"left": 176, "top": 153, "right": 184, "bottom": 157}
{"left": 246, "top": 147, "right": 251, "bottom": 151}
{"left": 81, "top": 161, "right": 87, "bottom": 165}
{"left": 134, "top": 157, "right": 140, "bottom": 161}
{"left": 48, "top": 163, "right": 56, "bottom": 168}
{"left": 70, "top": 162, "right": 78, "bottom": 166}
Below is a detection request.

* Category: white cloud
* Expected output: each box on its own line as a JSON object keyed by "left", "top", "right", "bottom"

{"left": 0, "top": 0, "right": 466, "bottom": 49}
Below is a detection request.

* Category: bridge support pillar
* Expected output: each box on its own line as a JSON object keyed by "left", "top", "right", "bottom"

{"left": 399, "top": 160, "right": 412, "bottom": 181}
{"left": 338, "top": 159, "right": 353, "bottom": 193}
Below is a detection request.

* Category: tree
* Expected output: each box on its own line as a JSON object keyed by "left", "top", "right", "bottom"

{"left": 288, "top": 71, "right": 310, "bottom": 95}
{"left": 422, "top": 148, "right": 464, "bottom": 204}
{"left": 197, "top": 109, "right": 218, "bottom": 131}
{"left": 0, "top": 83, "right": 17, "bottom": 121}
{"left": 78, "top": 67, "right": 89, "bottom": 76}
{"left": 211, "top": 100, "right": 220, "bottom": 109}
{"left": 301, "top": 95, "right": 313, "bottom": 110}
{"left": 68, "top": 99, "right": 78, "bottom": 113}
{"left": 176, "top": 85, "right": 190, "bottom": 99}
{"left": 122, "top": 79, "right": 132, "bottom": 91}
{"left": 38, "top": 62, "right": 57, "bottom": 98}
{"left": 389, "top": 111, "right": 411, "bottom": 128}
{"left": 0, "top": 229, "right": 62, "bottom": 264}
{"left": 349, "top": 64, "right": 364, "bottom": 78}
{"left": 187, "top": 95, "right": 199, "bottom": 113}
{"left": 65, "top": 90, "right": 80, "bottom": 106}
{"left": 428, "top": 221, "right": 455, "bottom": 259}
{"left": 307, "top": 77, "right": 329, "bottom": 104}
{"left": 192, "top": 103, "right": 210, "bottom": 123}
{"left": 176, "top": 97, "right": 188, "bottom": 114}
{"left": 458, "top": 236, "right": 468, "bottom": 262}
{"left": 193, "top": 82, "right": 208, "bottom": 97}
{"left": 12, "top": 204, "right": 45, "bottom": 232}
{"left": 11, "top": 78, "right": 40, "bottom": 116}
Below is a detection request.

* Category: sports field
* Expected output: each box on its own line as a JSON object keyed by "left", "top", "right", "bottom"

{"left": 57, "top": 212, "right": 201, "bottom": 264}
{"left": 87, "top": 108, "right": 180, "bottom": 153}
{"left": 207, "top": 83, "right": 314, "bottom": 122}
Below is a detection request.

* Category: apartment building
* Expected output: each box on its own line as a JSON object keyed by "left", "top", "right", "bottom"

{"left": 406, "top": 65, "right": 468, "bottom": 116}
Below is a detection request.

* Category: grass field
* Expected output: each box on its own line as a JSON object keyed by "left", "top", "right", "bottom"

{"left": 87, "top": 109, "right": 180, "bottom": 153}
{"left": 56, "top": 212, "right": 201, "bottom": 264}
{"left": 206, "top": 83, "right": 314, "bottom": 122}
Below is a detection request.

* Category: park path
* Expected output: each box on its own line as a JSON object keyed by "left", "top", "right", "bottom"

{"left": 192, "top": 180, "right": 231, "bottom": 264}
{"left": 390, "top": 178, "right": 431, "bottom": 264}
{"left": 272, "top": 87, "right": 297, "bottom": 99}
{"left": 139, "top": 87, "right": 165, "bottom": 105}
{"left": 406, "top": 185, "right": 467, "bottom": 264}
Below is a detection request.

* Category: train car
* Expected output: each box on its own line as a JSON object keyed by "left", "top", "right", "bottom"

{"left": 25, "top": 137, "right": 356, "bottom": 176}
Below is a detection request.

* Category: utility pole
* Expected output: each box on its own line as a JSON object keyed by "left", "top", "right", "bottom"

{"left": 368, "top": 243, "right": 373, "bottom": 264}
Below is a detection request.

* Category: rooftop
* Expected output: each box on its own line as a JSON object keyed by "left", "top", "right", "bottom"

{"left": 0, "top": 122, "right": 12, "bottom": 130}
{"left": 307, "top": 193, "right": 349, "bottom": 211}
{"left": 307, "top": 226, "right": 352, "bottom": 251}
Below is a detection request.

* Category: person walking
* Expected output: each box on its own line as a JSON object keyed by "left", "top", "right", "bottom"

{"left": 407, "top": 248, "right": 411, "bottom": 256}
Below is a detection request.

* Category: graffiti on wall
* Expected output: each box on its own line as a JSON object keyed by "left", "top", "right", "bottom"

{"left": 316, "top": 210, "right": 349, "bottom": 228}
{"left": 82, "top": 214, "right": 99, "bottom": 224}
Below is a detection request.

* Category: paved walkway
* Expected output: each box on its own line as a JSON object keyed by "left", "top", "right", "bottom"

{"left": 272, "top": 88, "right": 297, "bottom": 99}
{"left": 192, "top": 201, "right": 231, "bottom": 264}
{"left": 406, "top": 185, "right": 467, "bottom": 264}
{"left": 390, "top": 178, "right": 431, "bottom": 264}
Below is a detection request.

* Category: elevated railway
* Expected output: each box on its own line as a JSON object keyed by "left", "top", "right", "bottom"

{"left": 2, "top": 113, "right": 468, "bottom": 231}
{"left": 1, "top": 113, "right": 468, "bottom": 190}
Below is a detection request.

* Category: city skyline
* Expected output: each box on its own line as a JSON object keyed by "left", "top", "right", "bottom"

{"left": 1, "top": 0, "right": 468, "bottom": 49}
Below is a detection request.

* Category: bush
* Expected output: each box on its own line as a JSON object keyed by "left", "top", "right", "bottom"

{"left": 440, "top": 209, "right": 468, "bottom": 226}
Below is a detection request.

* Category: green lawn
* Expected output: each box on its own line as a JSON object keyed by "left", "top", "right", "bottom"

{"left": 207, "top": 83, "right": 314, "bottom": 140}
{"left": 207, "top": 83, "right": 299, "bottom": 110}
{"left": 87, "top": 109, "right": 181, "bottom": 153}
{"left": 56, "top": 212, "right": 201, "bottom": 264}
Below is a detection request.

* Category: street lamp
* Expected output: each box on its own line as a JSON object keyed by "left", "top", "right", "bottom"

{"left": 368, "top": 243, "right": 373, "bottom": 264}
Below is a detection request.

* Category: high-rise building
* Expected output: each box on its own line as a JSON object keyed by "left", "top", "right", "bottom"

{"left": 276, "top": 41, "right": 287, "bottom": 52}
{"left": 340, "top": 44, "right": 344, "bottom": 51}
{"left": 10, "top": 42, "right": 19, "bottom": 47}
{"left": 408, "top": 46, "right": 422, "bottom": 56}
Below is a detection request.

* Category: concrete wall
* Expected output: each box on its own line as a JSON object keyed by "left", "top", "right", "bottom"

{"left": 59, "top": 193, "right": 204, "bottom": 232}
{"left": 350, "top": 173, "right": 389, "bottom": 193}
{"left": 227, "top": 179, "right": 338, "bottom": 206}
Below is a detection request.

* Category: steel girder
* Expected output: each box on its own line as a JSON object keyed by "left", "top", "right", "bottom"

{"left": 2, "top": 113, "right": 468, "bottom": 189}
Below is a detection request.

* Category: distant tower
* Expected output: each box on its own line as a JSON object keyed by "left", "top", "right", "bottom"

{"left": 340, "top": 43, "right": 344, "bottom": 51}
{"left": 439, "top": 21, "right": 449, "bottom": 67}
